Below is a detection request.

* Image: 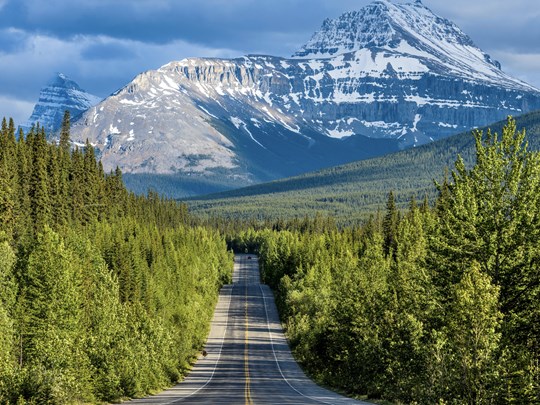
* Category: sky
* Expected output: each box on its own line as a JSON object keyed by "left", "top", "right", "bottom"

{"left": 0, "top": 0, "right": 539, "bottom": 125}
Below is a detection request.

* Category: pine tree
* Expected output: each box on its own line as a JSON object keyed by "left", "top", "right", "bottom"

{"left": 29, "top": 127, "right": 51, "bottom": 234}
{"left": 56, "top": 111, "right": 72, "bottom": 228}
{"left": 0, "top": 241, "right": 16, "bottom": 400}
{"left": 70, "top": 147, "right": 85, "bottom": 224}
{"left": 59, "top": 110, "right": 71, "bottom": 154}
{"left": 0, "top": 118, "right": 18, "bottom": 242}
{"left": 382, "top": 191, "right": 399, "bottom": 257}
{"left": 14, "top": 131, "right": 32, "bottom": 243}
{"left": 0, "top": 160, "right": 15, "bottom": 240}
{"left": 82, "top": 140, "right": 99, "bottom": 224}
{"left": 21, "top": 227, "right": 91, "bottom": 403}
{"left": 445, "top": 262, "right": 502, "bottom": 403}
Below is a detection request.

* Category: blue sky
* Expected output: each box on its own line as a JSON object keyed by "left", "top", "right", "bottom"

{"left": 1, "top": 0, "right": 539, "bottom": 125}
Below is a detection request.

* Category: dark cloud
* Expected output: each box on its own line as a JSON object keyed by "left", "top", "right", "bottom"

{"left": 1, "top": 0, "right": 538, "bottom": 57}
{"left": 0, "top": 0, "right": 539, "bottom": 124}
{"left": 80, "top": 41, "right": 137, "bottom": 61}
{"left": 0, "top": 0, "right": 351, "bottom": 56}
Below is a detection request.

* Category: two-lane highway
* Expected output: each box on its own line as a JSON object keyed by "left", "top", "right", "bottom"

{"left": 128, "top": 254, "right": 368, "bottom": 404}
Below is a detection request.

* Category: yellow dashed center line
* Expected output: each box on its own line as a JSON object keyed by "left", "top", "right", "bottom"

{"left": 244, "top": 259, "right": 254, "bottom": 405}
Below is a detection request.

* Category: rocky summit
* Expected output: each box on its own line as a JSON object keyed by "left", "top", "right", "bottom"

{"left": 22, "top": 73, "right": 101, "bottom": 134}
{"left": 69, "top": 0, "right": 540, "bottom": 196}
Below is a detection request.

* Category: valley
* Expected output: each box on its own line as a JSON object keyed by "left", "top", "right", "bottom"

{"left": 2, "top": 0, "right": 540, "bottom": 404}
{"left": 187, "top": 110, "right": 540, "bottom": 224}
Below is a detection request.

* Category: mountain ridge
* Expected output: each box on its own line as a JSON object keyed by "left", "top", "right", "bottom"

{"left": 63, "top": 0, "right": 540, "bottom": 197}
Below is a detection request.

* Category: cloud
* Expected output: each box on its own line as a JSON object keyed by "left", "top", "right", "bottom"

{"left": 0, "top": 94, "right": 35, "bottom": 125}
{"left": 491, "top": 50, "right": 540, "bottom": 89}
{"left": 429, "top": 0, "right": 540, "bottom": 53}
{"left": 0, "top": 0, "right": 539, "bottom": 125}
{"left": 0, "top": 0, "right": 351, "bottom": 55}
{"left": 0, "top": 28, "right": 28, "bottom": 54}
{"left": 81, "top": 39, "right": 137, "bottom": 61}
{"left": 0, "top": 28, "right": 244, "bottom": 122}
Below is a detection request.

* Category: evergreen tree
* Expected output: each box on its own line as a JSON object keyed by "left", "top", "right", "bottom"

{"left": 14, "top": 131, "right": 32, "bottom": 243}
{"left": 20, "top": 227, "right": 92, "bottom": 403}
{"left": 0, "top": 241, "right": 16, "bottom": 401}
{"left": 56, "top": 111, "right": 72, "bottom": 228}
{"left": 382, "top": 191, "right": 399, "bottom": 257}
{"left": 0, "top": 159, "right": 15, "bottom": 240}
{"left": 28, "top": 127, "right": 51, "bottom": 233}
{"left": 70, "top": 147, "right": 85, "bottom": 224}
{"left": 445, "top": 262, "right": 502, "bottom": 404}
{"left": 59, "top": 110, "right": 71, "bottom": 154}
{"left": 431, "top": 116, "right": 540, "bottom": 400}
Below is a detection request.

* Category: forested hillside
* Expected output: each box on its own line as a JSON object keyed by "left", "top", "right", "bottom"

{"left": 230, "top": 118, "right": 540, "bottom": 403}
{"left": 188, "top": 110, "right": 540, "bottom": 224}
{"left": 0, "top": 114, "right": 233, "bottom": 403}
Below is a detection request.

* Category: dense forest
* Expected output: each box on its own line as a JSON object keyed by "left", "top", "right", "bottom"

{"left": 230, "top": 118, "right": 540, "bottom": 403}
{"left": 0, "top": 113, "right": 233, "bottom": 403}
{"left": 188, "top": 110, "right": 540, "bottom": 225}
{"left": 2, "top": 111, "right": 539, "bottom": 404}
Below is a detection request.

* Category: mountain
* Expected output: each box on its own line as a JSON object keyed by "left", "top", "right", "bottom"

{"left": 186, "top": 110, "right": 540, "bottom": 224}
{"left": 22, "top": 73, "right": 101, "bottom": 134}
{"left": 71, "top": 59, "right": 399, "bottom": 195}
{"left": 69, "top": 0, "right": 540, "bottom": 197}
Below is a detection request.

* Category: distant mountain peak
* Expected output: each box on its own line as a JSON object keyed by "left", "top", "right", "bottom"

{"left": 46, "top": 72, "right": 84, "bottom": 91}
{"left": 22, "top": 73, "right": 101, "bottom": 134}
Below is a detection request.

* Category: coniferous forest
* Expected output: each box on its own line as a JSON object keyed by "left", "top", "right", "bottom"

{"left": 229, "top": 118, "right": 540, "bottom": 404}
{"left": 0, "top": 114, "right": 233, "bottom": 403}
{"left": 1, "top": 113, "right": 539, "bottom": 404}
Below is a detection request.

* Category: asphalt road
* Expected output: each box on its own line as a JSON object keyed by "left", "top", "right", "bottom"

{"left": 128, "top": 254, "right": 369, "bottom": 404}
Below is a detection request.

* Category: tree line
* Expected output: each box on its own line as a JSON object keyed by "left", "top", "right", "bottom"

{"left": 188, "top": 110, "right": 540, "bottom": 226}
{"left": 0, "top": 113, "right": 233, "bottom": 403}
{"left": 231, "top": 118, "right": 539, "bottom": 404}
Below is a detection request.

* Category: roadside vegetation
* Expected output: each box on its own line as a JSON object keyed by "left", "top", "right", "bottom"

{"left": 0, "top": 113, "right": 233, "bottom": 403}
{"left": 1, "top": 111, "right": 538, "bottom": 404}
{"left": 228, "top": 118, "right": 540, "bottom": 404}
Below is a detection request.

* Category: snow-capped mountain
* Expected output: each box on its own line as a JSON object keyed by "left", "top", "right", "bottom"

{"left": 291, "top": 0, "right": 540, "bottom": 144}
{"left": 70, "top": 0, "right": 540, "bottom": 196}
{"left": 72, "top": 58, "right": 398, "bottom": 186}
{"left": 22, "top": 73, "right": 101, "bottom": 134}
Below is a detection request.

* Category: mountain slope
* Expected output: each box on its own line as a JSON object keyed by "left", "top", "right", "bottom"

{"left": 71, "top": 57, "right": 400, "bottom": 193}
{"left": 69, "top": 0, "right": 540, "bottom": 197}
{"left": 22, "top": 73, "right": 101, "bottom": 134}
{"left": 186, "top": 110, "right": 540, "bottom": 223}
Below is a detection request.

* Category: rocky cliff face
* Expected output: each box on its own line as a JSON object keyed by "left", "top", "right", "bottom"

{"left": 69, "top": 0, "right": 540, "bottom": 195}
{"left": 290, "top": 0, "right": 540, "bottom": 144}
{"left": 73, "top": 58, "right": 399, "bottom": 186}
{"left": 22, "top": 73, "right": 101, "bottom": 134}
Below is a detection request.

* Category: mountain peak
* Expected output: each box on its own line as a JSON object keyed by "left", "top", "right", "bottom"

{"left": 293, "top": 0, "right": 478, "bottom": 60}
{"left": 46, "top": 72, "right": 85, "bottom": 91}
{"left": 21, "top": 73, "right": 101, "bottom": 134}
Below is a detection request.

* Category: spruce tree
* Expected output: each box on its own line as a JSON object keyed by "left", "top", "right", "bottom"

{"left": 382, "top": 191, "right": 399, "bottom": 257}
{"left": 21, "top": 227, "right": 91, "bottom": 402}
{"left": 59, "top": 110, "right": 71, "bottom": 154}
{"left": 0, "top": 241, "right": 16, "bottom": 400}
{"left": 29, "top": 127, "right": 51, "bottom": 234}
